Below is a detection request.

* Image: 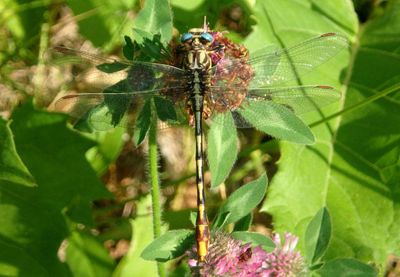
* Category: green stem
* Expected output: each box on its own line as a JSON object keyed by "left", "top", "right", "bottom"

{"left": 34, "top": 13, "right": 50, "bottom": 103}
{"left": 148, "top": 113, "right": 165, "bottom": 277}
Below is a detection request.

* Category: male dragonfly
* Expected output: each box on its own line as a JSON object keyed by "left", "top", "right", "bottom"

{"left": 51, "top": 24, "right": 348, "bottom": 263}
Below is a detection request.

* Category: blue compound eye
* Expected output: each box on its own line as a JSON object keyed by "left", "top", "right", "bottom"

{"left": 180, "top": 33, "right": 193, "bottom": 42}
{"left": 200, "top": 32, "right": 213, "bottom": 42}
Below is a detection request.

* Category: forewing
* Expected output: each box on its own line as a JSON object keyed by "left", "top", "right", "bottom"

{"left": 211, "top": 33, "right": 348, "bottom": 89}
{"left": 47, "top": 46, "right": 188, "bottom": 93}
{"left": 250, "top": 33, "right": 348, "bottom": 87}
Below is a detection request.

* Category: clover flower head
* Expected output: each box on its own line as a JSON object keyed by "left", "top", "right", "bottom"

{"left": 187, "top": 232, "right": 306, "bottom": 277}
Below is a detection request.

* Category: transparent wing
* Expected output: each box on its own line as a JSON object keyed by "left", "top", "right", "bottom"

{"left": 211, "top": 33, "right": 348, "bottom": 89}
{"left": 208, "top": 85, "right": 341, "bottom": 128}
{"left": 47, "top": 46, "right": 188, "bottom": 93}
{"left": 52, "top": 90, "right": 189, "bottom": 131}
{"left": 245, "top": 85, "right": 341, "bottom": 114}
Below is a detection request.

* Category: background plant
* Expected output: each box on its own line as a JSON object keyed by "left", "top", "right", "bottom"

{"left": 0, "top": 0, "right": 399, "bottom": 276}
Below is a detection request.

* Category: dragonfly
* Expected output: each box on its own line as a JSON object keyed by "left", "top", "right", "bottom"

{"left": 51, "top": 23, "right": 348, "bottom": 264}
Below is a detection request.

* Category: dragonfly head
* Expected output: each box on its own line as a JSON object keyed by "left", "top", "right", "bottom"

{"left": 180, "top": 28, "right": 214, "bottom": 50}
{"left": 180, "top": 29, "right": 214, "bottom": 70}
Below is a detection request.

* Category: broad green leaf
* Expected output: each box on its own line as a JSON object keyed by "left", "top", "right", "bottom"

{"left": 66, "top": 231, "right": 114, "bottom": 277}
{"left": 85, "top": 127, "right": 126, "bottom": 175}
{"left": 133, "top": 0, "right": 173, "bottom": 44}
{"left": 141, "top": 230, "right": 194, "bottom": 262}
{"left": 171, "top": 0, "right": 254, "bottom": 38}
{"left": 113, "top": 196, "right": 158, "bottom": 277}
{"left": 314, "top": 258, "right": 377, "bottom": 277}
{"left": 305, "top": 207, "right": 332, "bottom": 265}
{"left": 232, "top": 231, "right": 275, "bottom": 251}
{"left": 67, "top": 0, "right": 137, "bottom": 49}
{"left": 208, "top": 112, "right": 238, "bottom": 187}
{"left": 0, "top": 241, "right": 48, "bottom": 277}
{"left": 83, "top": 104, "right": 119, "bottom": 131}
{"left": 73, "top": 81, "right": 131, "bottom": 133}
{"left": 0, "top": 118, "right": 35, "bottom": 187}
{"left": 239, "top": 101, "right": 315, "bottom": 144}
{"left": 259, "top": 0, "right": 400, "bottom": 267}
{"left": 0, "top": 102, "right": 110, "bottom": 276}
{"left": 163, "top": 209, "right": 195, "bottom": 229}
{"left": 214, "top": 174, "right": 268, "bottom": 228}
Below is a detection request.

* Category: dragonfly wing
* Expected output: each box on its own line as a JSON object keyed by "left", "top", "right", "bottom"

{"left": 248, "top": 33, "right": 348, "bottom": 88}
{"left": 246, "top": 85, "right": 341, "bottom": 115}
{"left": 207, "top": 85, "right": 341, "bottom": 128}
{"left": 210, "top": 33, "right": 348, "bottom": 89}
{"left": 52, "top": 90, "right": 188, "bottom": 132}
{"left": 47, "top": 46, "right": 188, "bottom": 93}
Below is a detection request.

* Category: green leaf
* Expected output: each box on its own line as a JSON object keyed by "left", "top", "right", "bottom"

{"left": 305, "top": 207, "right": 332, "bottom": 265}
{"left": 104, "top": 81, "right": 132, "bottom": 122}
{"left": 314, "top": 258, "right": 377, "bottom": 277}
{"left": 212, "top": 211, "right": 231, "bottom": 229}
{"left": 73, "top": 81, "right": 132, "bottom": 133}
{"left": 133, "top": 99, "right": 152, "bottom": 145}
{"left": 67, "top": 0, "right": 137, "bottom": 49}
{"left": 113, "top": 196, "right": 158, "bottom": 277}
{"left": 123, "top": 35, "right": 135, "bottom": 60}
{"left": 171, "top": 0, "right": 254, "bottom": 38}
{"left": 123, "top": 34, "right": 170, "bottom": 62}
{"left": 0, "top": 118, "right": 35, "bottom": 187}
{"left": 0, "top": 241, "right": 48, "bottom": 276}
{"left": 83, "top": 103, "right": 120, "bottom": 131}
{"left": 239, "top": 101, "right": 315, "bottom": 144}
{"left": 233, "top": 213, "right": 253, "bottom": 231}
{"left": 141, "top": 230, "right": 194, "bottom": 262}
{"left": 133, "top": 0, "right": 173, "bottom": 44}
{"left": 231, "top": 231, "right": 275, "bottom": 251}
{"left": 154, "top": 96, "right": 177, "bottom": 123}
{"left": 259, "top": 0, "right": 400, "bottom": 267}
{"left": 189, "top": 211, "right": 197, "bottom": 227}
{"left": 66, "top": 231, "right": 114, "bottom": 277}
{"left": 214, "top": 174, "right": 268, "bottom": 228}
{"left": 0, "top": 102, "right": 110, "bottom": 276}
{"left": 85, "top": 128, "right": 126, "bottom": 175}
{"left": 208, "top": 112, "right": 238, "bottom": 187}
{"left": 2, "top": 0, "right": 45, "bottom": 42}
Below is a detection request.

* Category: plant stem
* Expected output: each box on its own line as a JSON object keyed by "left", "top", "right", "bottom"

{"left": 148, "top": 114, "right": 165, "bottom": 277}
{"left": 34, "top": 12, "right": 50, "bottom": 104}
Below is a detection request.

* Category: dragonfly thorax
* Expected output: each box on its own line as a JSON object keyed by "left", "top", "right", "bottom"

{"left": 184, "top": 50, "right": 212, "bottom": 70}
